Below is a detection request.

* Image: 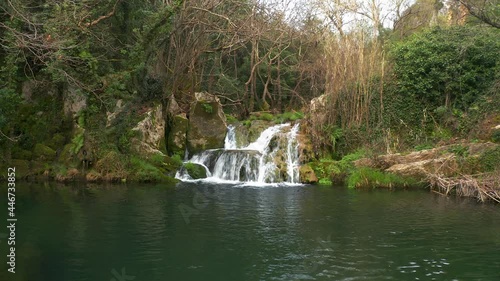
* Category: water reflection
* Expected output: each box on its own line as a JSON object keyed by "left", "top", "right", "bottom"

{"left": 0, "top": 183, "right": 499, "bottom": 281}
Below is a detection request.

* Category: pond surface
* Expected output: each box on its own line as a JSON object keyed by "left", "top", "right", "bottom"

{"left": 1, "top": 182, "right": 499, "bottom": 281}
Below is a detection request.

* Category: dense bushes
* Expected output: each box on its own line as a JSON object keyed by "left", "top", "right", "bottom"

{"left": 390, "top": 27, "right": 499, "bottom": 112}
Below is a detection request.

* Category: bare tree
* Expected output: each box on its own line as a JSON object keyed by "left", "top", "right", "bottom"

{"left": 458, "top": 0, "right": 500, "bottom": 28}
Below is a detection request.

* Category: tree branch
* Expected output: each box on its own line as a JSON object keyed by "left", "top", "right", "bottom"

{"left": 79, "top": 0, "right": 120, "bottom": 28}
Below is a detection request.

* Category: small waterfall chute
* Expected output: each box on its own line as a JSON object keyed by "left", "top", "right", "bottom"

{"left": 176, "top": 123, "right": 302, "bottom": 185}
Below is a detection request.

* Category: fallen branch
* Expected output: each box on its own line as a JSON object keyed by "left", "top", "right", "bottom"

{"left": 427, "top": 172, "right": 500, "bottom": 203}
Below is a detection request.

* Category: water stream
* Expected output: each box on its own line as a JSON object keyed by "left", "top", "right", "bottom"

{"left": 176, "top": 123, "right": 301, "bottom": 184}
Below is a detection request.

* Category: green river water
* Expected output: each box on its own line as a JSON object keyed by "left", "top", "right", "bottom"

{"left": 1, "top": 182, "right": 499, "bottom": 281}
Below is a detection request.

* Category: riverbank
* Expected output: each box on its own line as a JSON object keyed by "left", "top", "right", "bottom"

{"left": 307, "top": 141, "right": 500, "bottom": 203}
{"left": 2, "top": 108, "right": 499, "bottom": 203}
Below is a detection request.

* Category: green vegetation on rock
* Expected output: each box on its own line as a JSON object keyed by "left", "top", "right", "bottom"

{"left": 183, "top": 162, "right": 208, "bottom": 179}
{"left": 33, "top": 144, "right": 56, "bottom": 161}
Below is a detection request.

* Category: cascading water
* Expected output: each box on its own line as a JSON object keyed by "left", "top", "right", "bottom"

{"left": 286, "top": 123, "right": 300, "bottom": 184}
{"left": 176, "top": 123, "right": 302, "bottom": 184}
{"left": 224, "top": 125, "right": 237, "bottom": 149}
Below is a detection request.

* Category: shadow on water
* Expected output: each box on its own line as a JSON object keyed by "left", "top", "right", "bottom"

{"left": 0, "top": 182, "right": 499, "bottom": 281}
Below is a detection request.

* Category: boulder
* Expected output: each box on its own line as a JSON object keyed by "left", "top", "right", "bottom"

{"left": 187, "top": 92, "right": 227, "bottom": 154}
{"left": 63, "top": 85, "right": 87, "bottom": 118}
{"left": 297, "top": 129, "right": 315, "bottom": 163}
{"left": 11, "top": 159, "right": 30, "bottom": 179}
{"left": 106, "top": 99, "right": 125, "bottom": 127}
{"left": 183, "top": 163, "right": 208, "bottom": 179}
{"left": 299, "top": 164, "right": 319, "bottom": 184}
{"left": 33, "top": 144, "right": 56, "bottom": 161}
{"left": 167, "top": 114, "right": 189, "bottom": 158}
{"left": 354, "top": 143, "right": 499, "bottom": 180}
{"left": 234, "top": 123, "right": 251, "bottom": 148}
{"left": 168, "top": 95, "right": 182, "bottom": 116}
{"left": 131, "top": 104, "right": 166, "bottom": 155}
{"left": 385, "top": 155, "right": 458, "bottom": 179}
{"left": 310, "top": 94, "right": 328, "bottom": 125}
{"left": 247, "top": 120, "right": 274, "bottom": 143}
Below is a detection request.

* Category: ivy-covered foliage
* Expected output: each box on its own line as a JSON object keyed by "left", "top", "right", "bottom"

{"left": 390, "top": 27, "right": 499, "bottom": 111}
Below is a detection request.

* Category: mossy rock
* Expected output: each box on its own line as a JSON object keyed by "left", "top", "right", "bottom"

{"left": 129, "top": 156, "right": 178, "bottom": 183}
{"left": 31, "top": 161, "right": 49, "bottom": 176}
{"left": 11, "top": 159, "right": 30, "bottom": 179}
{"left": 33, "top": 144, "right": 56, "bottom": 161}
{"left": 59, "top": 144, "right": 77, "bottom": 165}
{"left": 247, "top": 120, "right": 274, "bottom": 143}
{"left": 12, "top": 147, "right": 33, "bottom": 160}
{"left": 297, "top": 132, "right": 315, "bottom": 163}
{"left": 163, "top": 154, "right": 184, "bottom": 174}
{"left": 184, "top": 163, "right": 208, "bottom": 179}
{"left": 167, "top": 114, "right": 189, "bottom": 158}
{"left": 47, "top": 133, "right": 66, "bottom": 150}
{"left": 187, "top": 99, "right": 227, "bottom": 154}
{"left": 299, "top": 164, "right": 319, "bottom": 184}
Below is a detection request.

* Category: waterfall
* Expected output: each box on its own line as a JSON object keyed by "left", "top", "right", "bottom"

{"left": 176, "top": 123, "right": 302, "bottom": 184}
{"left": 224, "top": 125, "right": 237, "bottom": 149}
{"left": 286, "top": 123, "right": 300, "bottom": 184}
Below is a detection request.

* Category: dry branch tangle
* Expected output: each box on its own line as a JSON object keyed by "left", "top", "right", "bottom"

{"left": 427, "top": 172, "right": 500, "bottom": 203}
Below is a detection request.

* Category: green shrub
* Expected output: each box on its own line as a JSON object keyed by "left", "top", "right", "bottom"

{"left": 337, "top": 150, "right": 366, "bottom": 169}
{"left": 71, "top": 132, "right": 84, "bottom": 154}
{"left": 318, "top": 178, "right": 333, "bottom": 185}
{"left": 276, "top": 111, "right": 304, "bottom": 123}
{"left": 225, "top": 114, "right": 238, "bottom": 124}
{"left": 130, "top": 156, "right": 168, "bottom": 182}
{"left": 171, "top": 153, "right": 183, "bottom": 166}
{"left": 431, "top": 127, "right": 452, "bottom": 142}
{"left": 260, "top": 112, "right": 274, "bottom": 121}
{"left": 202, "top": 103, "right": 213, "bottom": 114}
{"left": 478, "top": 146, "right": 500, "bottom": 172}
{"left": 390, "top": 26, "right": 499, "bottom": 111}
{"left": 33, "top": 144, "right": 56, "bottom": 160}
{"left": 448, "top": 145, "right": 469, "bottom": 158}
{"left": 492, "top": 130, "right": 500, "bottom": 143}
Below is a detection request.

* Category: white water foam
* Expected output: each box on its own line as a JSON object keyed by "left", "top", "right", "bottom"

{"left": 176, "top": 123, "right": 302, "bottom": 185}
{"left": 224, "top": 125, "right": 237, "bottom": 149}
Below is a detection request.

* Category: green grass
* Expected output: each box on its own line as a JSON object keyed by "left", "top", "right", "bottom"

{"left": 478, "top": 146, "right": 500, "bottom": 172}
{"left": 414, "top": 144, "right": 434, "bottom": 151}
{"left": 202, "top": 103, "right": 213, "bottom": 114}
{"left": 276, "top": 111, "right": 304, "bottom": 123}
{"left": 225, "top": 114, "right": 238, "bottom": 124}
{"left": 259, "top": 112, "right": 274, "bottom": 121}
{"left": 448, "top": 144, "right": 469, "bottom": 158}
{"left": 310, "top": 150, "right": 367, "bottom": 185}
{"left": 130, "top": 156, "right": 170, "bottom": 182}
{"left": 492, "top": 130, "right": 500, "bottom": 143}
{"left": 318, "top": 178, "right": 333, "bottom": 185}
{"left": 347, "top": 167, "right": 420, "bottom": 189}
{"left": 71, "top": 131, "right": 84, "bottom": 154}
